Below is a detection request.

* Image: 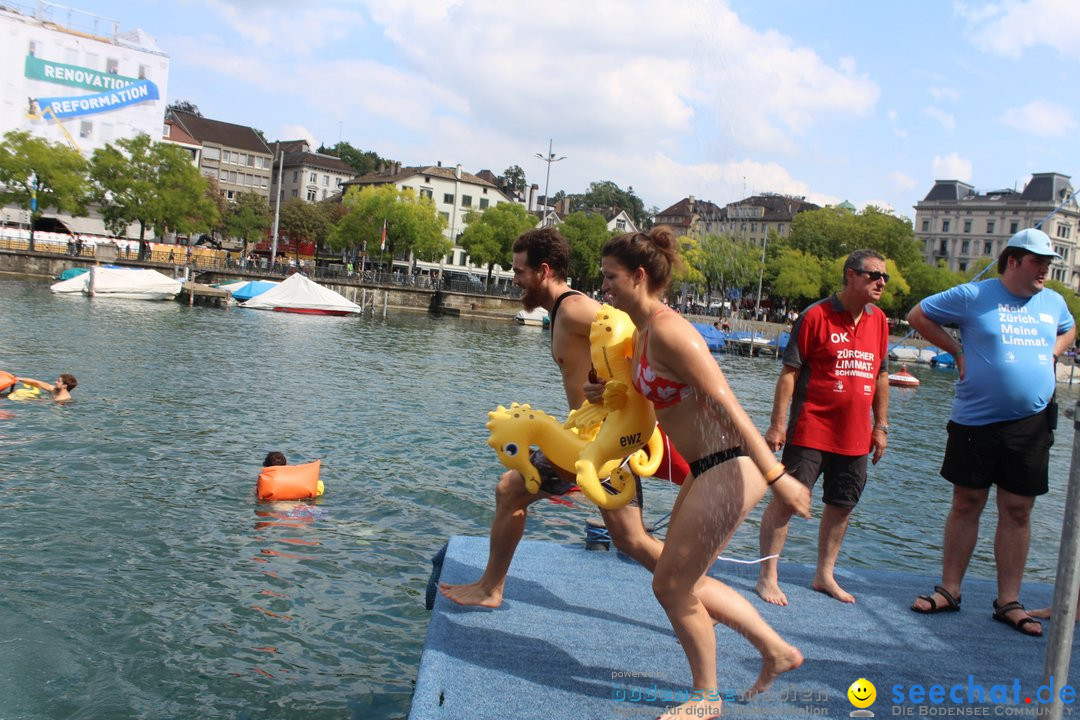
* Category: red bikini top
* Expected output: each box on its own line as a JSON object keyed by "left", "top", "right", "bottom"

{"left": 632, "top": 309, "right": 694, "bottom": 409}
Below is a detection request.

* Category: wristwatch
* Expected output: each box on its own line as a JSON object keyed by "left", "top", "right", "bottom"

{"left": 874, "top": 424, "right": 889, "bottom": 434}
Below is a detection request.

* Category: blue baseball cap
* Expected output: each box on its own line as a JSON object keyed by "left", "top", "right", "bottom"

{"left": 1005, "top": 228, "right": 1060, "bottom": 258}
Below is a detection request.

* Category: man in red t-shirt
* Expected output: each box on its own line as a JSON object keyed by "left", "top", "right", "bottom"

{"left": 755, "top": 249, "right": 891, "bottom": 605}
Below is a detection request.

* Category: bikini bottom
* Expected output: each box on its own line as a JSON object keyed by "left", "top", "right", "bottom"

{"left": 688, "top": 446, "right": 745, "bottom": 478}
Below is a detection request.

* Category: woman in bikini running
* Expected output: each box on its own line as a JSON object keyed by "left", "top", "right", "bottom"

{"left": 601, "top": 227, "right": 812, "bottom": 720}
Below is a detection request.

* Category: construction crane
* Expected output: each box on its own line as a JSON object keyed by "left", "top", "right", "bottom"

{"left": 27, "top": 100, "right": 81, "bottom": 153}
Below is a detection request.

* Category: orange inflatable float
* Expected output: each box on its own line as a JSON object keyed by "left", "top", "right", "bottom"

{"left": 257, "top": 460, "right": 325, "bottom": 501}
{"left": 0, "top": 371, "right": 16, "bottom": 393}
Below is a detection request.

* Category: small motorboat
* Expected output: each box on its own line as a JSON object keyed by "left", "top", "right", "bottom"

{"left": 516, "top": 307, "right": 549, "bottom": 327}
{"left": 888, "top": 364, "right": 920, "bottom": 388}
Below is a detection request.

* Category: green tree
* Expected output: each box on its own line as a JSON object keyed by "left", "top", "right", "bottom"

{"left": 769, "top": 248, "right": 824, "bottom": 307}
{"left": 318, "top": 141, "right": 387, "bottom": 177}
{"left": 0, "top": 130, "right": 88, "bottom": 251}
{"left": 696, "top": 234, "right": 761, "bottom": 302}
{"left": 559, "top": 211, "right": 611, "bottom": 291}
{"left": 223, "top": 192, "right": 272, "bottom": 257}
{"left": 671, "top": 234, "right": 706, "bottom": 299}
{"left": 459, "top": 201, "right": 535, "bottom": 285}
{"left": 789, "top": 205, "right": 920, "bottom": 272}
{"left": 571, "top": 180, "right": 649, "bottom": 228}
{"left": 280, "top": 198, "right": 334, "bottom": 246}
{"left": 502, "top": 164, "right": 526, "bottom": 192}
{"left": 900, "top": 260, "right": 965, "bottom": 314}
{"left": 89, "top": 134, "right": 218, "bottom": 259}
{"left": 327, "top": 184, "right": 449, "bottom": 265}
{"left": 166, "top": 100, "right": 201, "bottom": 116}
{"left": 1047, "top": 280, "right": 1080, "bottom": 328}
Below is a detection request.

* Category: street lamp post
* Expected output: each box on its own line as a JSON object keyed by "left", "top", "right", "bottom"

{"left": 754, "top": 235, "right": 767, "bottom": 321}
{"left": 534, "top": 139, "right": 566, "bottom": 226}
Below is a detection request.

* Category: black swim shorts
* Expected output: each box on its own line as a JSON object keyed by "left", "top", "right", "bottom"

{"left": 940, "top": 406, "right": 1054, "bottom": 497}
{"left": 531, "top": 448, "right": 643, "bottom": 509}
{"left": 781, "top": 444, "right": 868, "bottom": 510}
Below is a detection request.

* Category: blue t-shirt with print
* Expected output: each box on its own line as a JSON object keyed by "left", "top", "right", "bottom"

{"left": 921, "top": 278, "right": 1074, "bottom": 425}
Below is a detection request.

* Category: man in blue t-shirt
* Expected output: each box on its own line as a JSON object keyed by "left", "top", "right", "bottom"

{"left": 908, "top": 228, "right": 1075, "bottom": 636}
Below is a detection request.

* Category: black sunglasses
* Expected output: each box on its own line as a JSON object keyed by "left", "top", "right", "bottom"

{"left": 853, "top": 269, "right": 890, "bottom": 283}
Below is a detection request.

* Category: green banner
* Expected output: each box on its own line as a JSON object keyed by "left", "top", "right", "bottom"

{"left": 24, "top": 55, "right": 140, "bottom": 92}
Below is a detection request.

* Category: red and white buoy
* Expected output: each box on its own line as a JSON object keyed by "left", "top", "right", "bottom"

{"left": 888, "top": 364, "right": 920, "bottom": 388}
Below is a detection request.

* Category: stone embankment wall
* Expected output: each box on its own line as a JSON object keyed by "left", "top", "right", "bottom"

{"left": 0, "top": 249, "right": 519, "bottom": 320}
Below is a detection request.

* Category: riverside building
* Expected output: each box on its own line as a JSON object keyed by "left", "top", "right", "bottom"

{"left": 914, "top": 172, "right": 1079, "bottom": 289}
{"left": 0, "top": 1, "right": 169, "bottom": 155}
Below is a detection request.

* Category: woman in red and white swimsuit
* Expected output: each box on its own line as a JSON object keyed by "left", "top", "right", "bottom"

{"left": 601, "top": 227, "right": 812, "bottom": 720}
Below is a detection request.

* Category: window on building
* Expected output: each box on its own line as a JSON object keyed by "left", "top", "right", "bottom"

{"left": 203, "top": 146, "right": 220, "bottom": 161}
{"left": 106, "top": 58, "right": 119, "bottom": 74}
{"left": 961, "top": 240, "right": 969, "bottom": 254}
{"left": 443, "top": 193, "right": 454, "bottom": 204}
{"left": 291, "top": 190, "right": 298, "bottom": 197}
{"left": 921, "top": 219, "right": 930, "bottom": 232}
{"left": 292, "top": 170, "right": 299, "bottom": 182}
{"left": 202, "top": 168, "right": 217, "bottom": 179}
{"left": 984, "top": 241, "right": 992, "bottom": 255}
{"left": 309, "top": 172, "right": 317, "bottom": 183}
{"left": 462, "top": 195, "right": 472, "bottom": 207}
{"left": 79, "top": 121, "right": 92, "bottom": 138}
{"left": 307, "top": 190, "right": 316, "bottom": 201}
{"left": 322, "top": 189, "right": 328, "bottom": 199}
{"left": 28, "top": 41, "right": 36, "bottom": 57}
{"left": 439, "top": 212, "right": 450, "bottom": 222}
{"left": 479, "top": 198, "right": 489, "bottom": 210}
{"left": 247, "top": 155, "right": 255, "bottom": 167}
{"left": 938, "top": 240, "right": 947, "bottom": 253}
{"left": 323, "top": 175, "right": 329, "bottom": 186}
{"left": 261, "top": 177, "right": 268, "bottom": 189}
{"left": 963, "top": 220, "right": 972, "bottom": 233}
{"left": 942, "top": 220, "right": 951, "bottom": 232}
{"left": 616, "top": 219, "right": 626, "bottom": 230}
{"left": 229, "top": 171, "right": 237, "bottom": 183}
{"left": 986, "top": 220, "right": 995, "bottom": 233}
{"left": 226, "top": 190, "right": 234, "bottom": 199}
{"left": 222, "top": 150, "right": 232, "bottom": 163}
{"left": 777, "top": 223, "right": 785, "bottom": 235}
{"left": 237, "top": 152, "right": 246, "bottom": 165}
{"left": 1010, "top": 221, "right": 1019, "bottom": 234}
{"left": 420, "top": 188, "right": 433, "bottom": 199}
{"left": 138, "top": 65, "right": 148, "bottom": 79}
{"left": 85, "top": 52, "right": 98, "bottom": 68}
{"left": 959, "top": 261, "right": 967, "bottom": 272}
{"left": 1057, "top": 225, "right": 1072, "bottom": 239}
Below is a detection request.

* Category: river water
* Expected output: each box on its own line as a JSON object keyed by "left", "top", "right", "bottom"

{"left": 1, "top": 276, "right": 1076, "bottom": 719}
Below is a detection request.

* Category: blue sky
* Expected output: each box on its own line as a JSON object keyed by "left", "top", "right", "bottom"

{"left": 53, "top": 0, "right": 1080, "bottom": 220}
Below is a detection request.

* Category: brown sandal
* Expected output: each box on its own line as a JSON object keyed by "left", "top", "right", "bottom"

{"left": 992, "top": 599, "right": 1042, "bottom": 636}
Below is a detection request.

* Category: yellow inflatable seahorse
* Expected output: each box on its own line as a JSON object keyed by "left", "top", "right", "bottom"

{"left": 486, "top": 305, "right": 663, "bottom": 509}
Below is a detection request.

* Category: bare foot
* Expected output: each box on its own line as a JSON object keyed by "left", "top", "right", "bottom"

{"left": 438, "top": 581, "right": 503, "bottom": 608}
{"left": 754, "top": 578, "right": 789, "bottom": 606}
{"left": 771, "top": 474, "right": 811, "bottom": 519}
{"left": 812, "top": 575, "right": 855, "bottom": 603}
{"left": 657, "top": 691, "right": 723, "bottom": 719}
{"left": 748, "top": 644, "right": 803, "bottom": 697}
{"left": 1029, "top": 606, "right": 1052, "bottom": 619}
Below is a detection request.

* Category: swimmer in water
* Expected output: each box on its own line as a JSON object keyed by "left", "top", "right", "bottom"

{"left": 14, "top": 374, "right": 77, "bottom": 403}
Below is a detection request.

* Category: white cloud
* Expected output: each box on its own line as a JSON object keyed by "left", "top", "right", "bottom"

{"left": 280, "top": 125, "right": 318, "bottom": 149}
{"left": 204, "top": 0, "right": 365, "bottom": 52}
{"left": 958, "top": 0, "right": 1080, "bottom": 60}
{"left": 932, "top": 153, "right": 973, "bottom": 181}
{"left": 889, "top": 171, "right": 918, "bottom": 191}
{"left": 929, "top": 85, "right": 960, "bottom": 102}
{"left": 1001, "top": 99, "right": 1077, "bottom": 138}
{"left": 887, "top": 109, "right": 908, "bottom": 139}
{"left": 924, "top": 106, "right": 956, "bottom": 131}
{"left": 362, "top": 0, "right": 879, "bottom": 156}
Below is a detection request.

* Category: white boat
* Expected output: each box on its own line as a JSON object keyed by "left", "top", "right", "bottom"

{"left": 889, "top": 345, "right": 940, "bottom": 364}
{"left": 241, "top": 273, "right": 361, "bottom": 315}
{"left": 515, "top": 307, "right": 549, "bottom": 326}
{"left": 50, "top": 266, "right": 182, "bottom": 300}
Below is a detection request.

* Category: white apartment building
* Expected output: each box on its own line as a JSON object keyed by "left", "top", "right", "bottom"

{"left": 270, "top": 140, "right": 357, "bottom": 204}
{"left": 0, "top": 2, "right": 169, "bottom": 154}
{"left": 914, "top": 173, "right": 1078, "bottom": 289}
{"left": 341, "top": 162, "right": 514, "bottom": 270}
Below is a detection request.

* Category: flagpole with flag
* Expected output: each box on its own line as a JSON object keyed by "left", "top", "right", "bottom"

{"left": 380, "top": 219, "right": 387, "bottom": 252}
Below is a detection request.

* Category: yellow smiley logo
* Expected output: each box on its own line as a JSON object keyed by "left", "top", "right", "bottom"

{"left": 848, "top": 678, "right": 876, "bottom": 709}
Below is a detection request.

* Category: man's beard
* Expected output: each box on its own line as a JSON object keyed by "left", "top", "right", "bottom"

{"left": 520, "top": 283, "right": 544, "bottom": 312}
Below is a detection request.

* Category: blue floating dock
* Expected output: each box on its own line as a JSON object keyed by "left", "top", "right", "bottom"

{"left": 412, "top": 536, "right": 1080, "bottom": 719}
